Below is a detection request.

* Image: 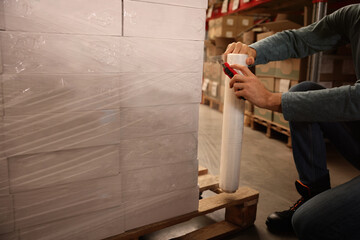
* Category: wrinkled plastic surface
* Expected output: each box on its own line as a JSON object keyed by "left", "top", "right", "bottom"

{"left": 124, "top": 0, "right": 206, "bottom": 40}
{"left": 128, "top": 0, "right": 208, "bottom": 9}
{"left": 1, "top": 32, "right": 203, "bottom": 74}
{"left": 3, "top": 0, "right": 122, "bottom": 35}
{"left": 0, "top": 0, "right": 206, "bottom": 239}
{"left": 219, "top": 54, "right": 246, "bottom": 193}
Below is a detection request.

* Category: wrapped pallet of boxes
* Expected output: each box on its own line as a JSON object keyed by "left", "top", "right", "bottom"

{"left": 0, "top": 0, "right": 207, "bottom": 239}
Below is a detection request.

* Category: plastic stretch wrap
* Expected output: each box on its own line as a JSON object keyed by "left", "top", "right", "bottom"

{"left": 124, "top": 0, "right": 205, "bottom": 40}
{"left": 0, "top": 77, "right": 4, "bottom": 117}
{"left": 123, "top": 160, "right": 198, "bottom": 201}
{"left": 19, "top": 206, "right": 125, "bottom": 240}
{"left": 1, "top": 32, "right": 204, "bottom": 74}
{"left": 14, "top": 174, "right": 123, "bottom": 229}
{"left": 128, "top": 0, "right": 208, "bottom": 8}
{"left": 0, "top": 0, "right": 207, "bottom": 238}
{"left": 0, "top": 2, "right": 4, "bottom": 30}
{"left": 119, "top": 104, "right": 199, "bottom": 140}
{"left": 2, "top": 72, "right": 202, "bottom": 115}
{"left": 120, "top": 133, "right": 198, "bottom": 171}
{"left": 0, "top": 195, "right": 14, "bottom": 234}
{"left": 125, "top": 187, "right": 199, "bottom": 231}
{"left": 8, "top": 145, "right": 120, "bottom": 193}
{"left": 219, "top": 54, "right": 246, "bottom": 193}
{"left": 3, "top": 0, "right": 122, "bottom": 35}
{"left": 4, "top": 110, "right": 121, "bottom": 156}
{"left": 0, "top": 157, "right": 9, "bottom": 195}
{"left": 0, "top": 232, "right": 18, "bottom": 240}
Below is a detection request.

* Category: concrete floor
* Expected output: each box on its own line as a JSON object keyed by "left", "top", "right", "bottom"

{"left": 144, "top": 104, "right": 360, "bottom": 240}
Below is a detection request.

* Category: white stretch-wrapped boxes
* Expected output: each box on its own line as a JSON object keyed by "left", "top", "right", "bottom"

{"left": 0, "top": 0, "right": 206, "bottom": 239}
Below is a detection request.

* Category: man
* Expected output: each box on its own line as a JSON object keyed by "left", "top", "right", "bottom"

{"left": 224, "top": 4, "right": 360, "bottom": 239}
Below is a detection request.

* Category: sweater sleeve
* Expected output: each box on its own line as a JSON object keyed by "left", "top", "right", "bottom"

{"left": 282, "top": 80, "right": 360, "bottom": 122}
{"left": 249, "top": 4, "right": 360, "bottom": 122}
{"left": 249, "top": 5, "right": 352, "bottom": 65}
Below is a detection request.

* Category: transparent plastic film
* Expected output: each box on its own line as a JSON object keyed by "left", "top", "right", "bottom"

{"left": 219, "top": 54, "right": 246, "bottom": 193}
{"left": 0, "top": 0, "right": 208, "bottom": 239}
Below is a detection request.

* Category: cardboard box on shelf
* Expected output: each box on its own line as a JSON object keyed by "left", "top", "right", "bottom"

{"left": 273, "top": 112, "right": 289, "bottom": 129}
{"left": 214, "top": 15, "right": 238, "bottom": 38}
{"left": 208, "top": 19, "right": 216, "bottom": 40}
{"left": 274, "top": 58, "right": 307, "bottom": 81}
{"left": 258, "top": 77, "right": 275, "bottom": 92}
{"left": 205, "top": 40, "right": 224, "bottom": 57}
{"left": 203, "top": 61, "right": 222, "bottom": 82}
{"left": 255, "top": 32, "right": 276, "bottom": 77}
{"left": 236, "top": 15, "right": 254, "bottom": 34}
{"left": 319, "top": 55, "right": 357, "bottom": 84}
{"left": 274, "top": 78, "right": 298, "bottom": 93}
{"left": 241, "top": 31, "right": 255, "bottom": 45}
{"left": 260, "top": 13, "right": 302, "bottom": 32}
{"left": 214, "top": 37, "right": 234, "bottom": 50}
{"left": 255, "top": 62, "right": 276, "bottom": 77}
{"left": 123, "top": 0, "right": 206, "bottom": 40}
{"left": 256, "top": 31, "right": 275, "bottom": 41}
{"left": 254, "top": 106, "right": 273, "bottom": 121}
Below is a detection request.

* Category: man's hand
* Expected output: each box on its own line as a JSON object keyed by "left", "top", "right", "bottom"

{"left": 224, "top": 42, "right": 257, "bottom": 66}
{"left": 229, "top": 64, "right": 282, "bottom": 112}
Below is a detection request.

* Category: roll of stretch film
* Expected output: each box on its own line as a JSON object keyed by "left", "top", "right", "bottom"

{"left": 219, "top": 53, "right": 247, "bottom": 193}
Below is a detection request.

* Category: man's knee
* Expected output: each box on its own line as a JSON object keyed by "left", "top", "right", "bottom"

{"left": 289, "top": 81, "right": 325, "bottom": 93}
{"left": 292, "top": 208, "right": 314, "bottom": 240}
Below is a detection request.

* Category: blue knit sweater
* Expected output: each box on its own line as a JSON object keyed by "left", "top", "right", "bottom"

{"left": 250, "top": 4, "right": 360, "bottom": 122}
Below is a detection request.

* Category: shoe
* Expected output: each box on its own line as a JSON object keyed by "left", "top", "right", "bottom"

{"left": 266, "top": 175, "right": 331, "bottom": 233}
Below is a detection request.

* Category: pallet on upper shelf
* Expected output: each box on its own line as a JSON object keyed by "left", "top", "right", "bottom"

{"left": 106, "top": 166, "right": 259, "bottom": 240}
{"left": 251, "top": 115, "right": 292, "bottom": 147}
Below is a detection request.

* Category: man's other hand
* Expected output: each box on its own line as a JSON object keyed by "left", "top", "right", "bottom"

{"left": 224, "top": 42, "right": 256, "bottom": 66}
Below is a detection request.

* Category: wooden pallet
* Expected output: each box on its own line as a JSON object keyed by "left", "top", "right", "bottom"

{"left": 251, "top": 115, "right": 292, "bottom": 148}
{"left": 106, "top": 167, "right": 259, "bottom": 240}
{"left": 202, "top": 95, "right": 223, "bottom": 113}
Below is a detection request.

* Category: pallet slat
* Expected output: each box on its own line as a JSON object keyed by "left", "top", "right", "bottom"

{"left": 198, "top": 174, "right": 219, "bottom": 192}
{"left": 198, "top": 165, "right": 209, "bottom": 176}
{"left": 174, "top": 221, "right": 244, "bottom": 240}
{"left": 251, "top": 115, "right": 292, "bottom": 147}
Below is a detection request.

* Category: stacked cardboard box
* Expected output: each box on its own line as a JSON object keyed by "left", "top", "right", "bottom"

{"left": 208, "top": 14, "right": 253, "bottom": 40}
{"left": 0, "top": 0, "right": 206, "bottom": 239}
{"left": 203, "top": 61, "right": 222, "bottom": 100}
{"left": 319, "top": 54, "right": 357, "bottom": 88}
